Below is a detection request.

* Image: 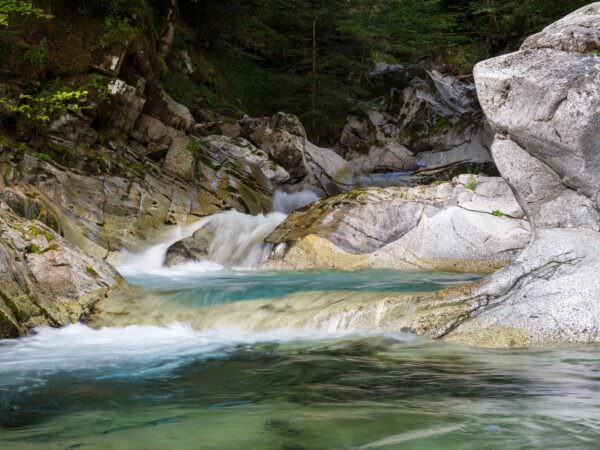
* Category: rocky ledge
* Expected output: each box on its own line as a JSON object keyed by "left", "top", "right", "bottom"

{"left": 264, "top": 174, "right": 530, "bottom": 273}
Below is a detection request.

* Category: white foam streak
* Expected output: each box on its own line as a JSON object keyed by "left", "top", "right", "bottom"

{"left": 0, "top": 323, "right": 407, "bottom": 384}
{"left": 120, "top": 219, "right": 211, "bottom": 272}
{"left": 119, "top": 210, "right": 287, "bottom": 276}
{"left": 205, "top": 210, "right": 286, "bottom": 268}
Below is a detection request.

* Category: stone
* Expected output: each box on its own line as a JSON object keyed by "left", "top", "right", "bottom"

{"left": 338, "top": 67, "right": 493, "bottom": 171}
{"left": 49, "top": 112, "right": 98, "bottom": 146}
{"left": 163, "top": 135, "right": 195, "bottom": 180}
{"left": 303, "top": 141, "right": 354, "bottom": 195}
{"left": 107, "top": 79, "right": 147, "bottom": 133}
{"left": 431, "top": 2, "right": 600, "bottom": 345}
{"left": 165, "top": 227, "right": 213, "bottom": 266}
{"left": 347, "top": 142, "right": 417, "bottom": 173}
{"left": 0, "top": 202, "right": 124, "bottom": 338}
{"left": 238, "top": 112, "right": 309, "bottom": 182}
{"left": 201, "top": 135, "right": 290, "bottom": 184}
{"left": 144, "top": 88, "right": 195, "bottom": 131}
{"left": 265, "top": 176, "right": 530, "bottom": 272}
{"left": 522, "top": 3, "right": 600, "bottom": 53}
{"left": 249, "top": 128, "right": 307, "bottom": 182}
{"left": 168, "top": 49, "right": 196, "bottom": 77}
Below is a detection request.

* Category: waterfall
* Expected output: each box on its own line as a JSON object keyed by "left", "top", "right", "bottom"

{"left": 272, "top": 190, "right": 320, "bottom": 214}
{"left": 119, "top": 211, "right": 286, "bottom": 274}
{"left": 120, "top": 219, "right": 211, "bottom": 271}
{"left": 203, "top": 210, "right": 286, "bottom": 268}
{"left": 119, "top": 190, "right": 318, "bottom": 275}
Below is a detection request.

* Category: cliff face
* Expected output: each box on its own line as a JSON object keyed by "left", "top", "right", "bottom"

{"left": 441, "top": 4, "right": 600, "bottom": 346}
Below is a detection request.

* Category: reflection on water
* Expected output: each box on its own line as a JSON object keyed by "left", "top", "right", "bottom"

{"left": 123, "top": 269, "right": 481, "bottom": 307}
{"left": 1, "top": 270, "right": 599, "bottom": 449}
{"left": 1, "top": 334, "right": 600, "bottom": 450}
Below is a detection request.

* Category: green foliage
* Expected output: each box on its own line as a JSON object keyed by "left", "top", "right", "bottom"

{"left": 465, "top": 175, "right": 478, "bottom": 191}
{"left": 187, "top": 137, "right": 205, "bottom": 155}
{"left": 0, "top": 88, "right": 89, "bottom": 123}
{"left": 26, "top": 243, "right": 43, "bottom": 254}
{"left": 95, "top": 15, "right": 137, "bottom": 50}
{"left": 28, "top": 225, "right": 55, "bottom": 242}
{"left": 0, "top": 0, "right": 51, "bottom": 27}
{"left": 89, "top": 75, "right": 110, "bottom": 102}
{"left": 491, "top": 210, "right": 505, "bottom": 217}
{"left": 23, "top": 37, "right": 47, "bottom": 72}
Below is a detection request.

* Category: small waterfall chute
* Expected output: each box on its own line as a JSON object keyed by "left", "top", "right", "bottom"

{"left": 272, "top": 190, "right": 320, "bottom": 214}
{"left": 119, "top": 210, "right": 287, "bottom": 274}
{"left": 203, "top": 210, "right": 286, "bottom": 268}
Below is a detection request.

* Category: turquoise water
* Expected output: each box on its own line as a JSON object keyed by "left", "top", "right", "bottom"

{"left": 123, "top": 269, "right": 481, "bottom": 307}
{"left": 1, "top": 270, "right": 600, "bottom": 449}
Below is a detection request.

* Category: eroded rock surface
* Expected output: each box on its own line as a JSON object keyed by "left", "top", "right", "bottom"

{"left": 433, "top": 3, "right": 600, "bottom": 346}
{"left": 265, "top": 174, "right": 530, "bottom": 273}
{"left": 338, "top": 67, "right": 493, "bottom": 172}
{"left": 0, "top": 201, "right": 123, "bottom": 338}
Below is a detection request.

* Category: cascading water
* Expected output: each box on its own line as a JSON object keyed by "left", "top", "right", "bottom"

{"left": 120, "top": 189, "right": 319, "bottom": 274}
{"left": 3, "top": 199, "right": 597, "bottom": 450}
{"left": 272, "top": 189, "right": 320, "bottom": 214}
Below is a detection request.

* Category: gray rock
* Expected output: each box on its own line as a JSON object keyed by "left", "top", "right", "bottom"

{"left": 441, "top": 2, "right": 600, "bottom": 345}
{"left": 0, "top": 202, "right": 123, "bottom": 338}
{"left": 107, "top": 79, "right": 147, "bottom": 133}
{"left": 338, "top": 68, "right": 493, "bottom": 172}
{"left": 303, "top": 141, "right": 354, "bottom": 195}
{"left": 266, "top": 176, "right": 530, "bottom": 272}
{"left": 522, "top": 3, "right": 600, "bottom": 53}
{"left": 165, "top": 227, "right": 213, "bottom": 266}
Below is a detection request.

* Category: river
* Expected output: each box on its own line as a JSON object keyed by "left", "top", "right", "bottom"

{"left": 1, "top": 207, "right": 599, "bottom": 449}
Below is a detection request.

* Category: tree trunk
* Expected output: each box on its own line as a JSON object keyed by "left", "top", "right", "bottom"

{"left": 311, "top": 16, "right": 317, "bottom": 135}
{"left": 158, "top": 0, "right": 178, "bottom": 59}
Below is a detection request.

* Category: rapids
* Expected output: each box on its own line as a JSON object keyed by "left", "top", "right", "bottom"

{"left": 2, "top": 210, "right": 600, "bottom": 449}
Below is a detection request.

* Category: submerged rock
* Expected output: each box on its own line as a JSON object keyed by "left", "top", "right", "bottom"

{"left": 265, "top": 175, "right": 529, "bottom": 273}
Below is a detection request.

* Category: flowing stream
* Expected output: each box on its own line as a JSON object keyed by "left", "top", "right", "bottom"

{"left": 1, "top": 207, "right": 600, "bottom": 449}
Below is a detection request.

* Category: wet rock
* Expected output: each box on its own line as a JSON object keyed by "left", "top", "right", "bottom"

{"left": 266, "top": 175, "right": 529, "bottom": 272}
{"left": 0, "top": 202, "right": 124, "bottom": 338}
{"left": 165, "top": 227, "right": 213, "bottom": 266}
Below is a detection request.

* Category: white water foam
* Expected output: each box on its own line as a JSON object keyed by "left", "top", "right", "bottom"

{"left": 273, "top": 190, "right": 320, "bottom": 214}
{"left": 0, "top": 323, "right": 412, "bottom": 384}
{"left": 120, "top": 218, "right": 212, "bottom": 272}
{"left": 204, "top": 210, "right": 286, "bottom": 268}
{"left": 119, "top": 210, "right": 287, "bottom": 276}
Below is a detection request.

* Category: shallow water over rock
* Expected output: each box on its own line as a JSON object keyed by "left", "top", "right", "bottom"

{"left": 1, "top": 269, "right": 600, "bottom": 449}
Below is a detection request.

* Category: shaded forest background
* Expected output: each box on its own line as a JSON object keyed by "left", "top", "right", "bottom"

{"left": 0, "top": 0, "right": 592, "bottom": 143}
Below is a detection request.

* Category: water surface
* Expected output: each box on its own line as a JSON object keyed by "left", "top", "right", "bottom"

{"left": 1, "top": 270, "right": 599, "bottom": 449}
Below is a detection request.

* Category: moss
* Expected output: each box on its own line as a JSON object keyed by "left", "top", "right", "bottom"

{"left": 86, "top": 266, "right": 99, "bottom": 277}
{"left": 465, "top": 175, "right": 478, "bottom": 191}
{"left": 27, "top": 244, "right": 43, "bottom": 254}
{"left": 28, "top": 224, "right": 55, "bottom": 241}
{"left": 491, "top": 210, "right": 505, "bottom": 217}
{"left": 431, "top": 116, "right": 450, "bottom": 135}
{"left": 0, "top": 309, "right": 21, "bottom": 338}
